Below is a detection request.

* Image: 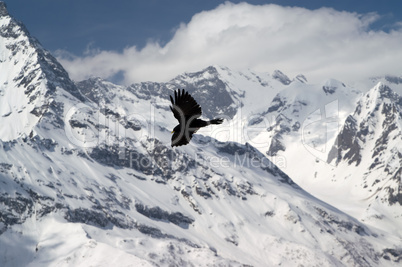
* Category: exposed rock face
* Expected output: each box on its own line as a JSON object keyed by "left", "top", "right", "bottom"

{"left": 272, "top": 70, "right": 292, "bottom": 85}
{"left": 0, "top": 2, "right": 8, "bottom": 17}
{"left": 327, "top": 83, "right": 402, "bottom": 206}
{"left": 0, "top": 3, "right": 84, "bottom": 140}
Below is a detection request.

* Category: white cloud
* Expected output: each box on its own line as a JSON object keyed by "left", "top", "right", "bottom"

{"left": 56, "top": 2, "right": 402, "bottom": 85}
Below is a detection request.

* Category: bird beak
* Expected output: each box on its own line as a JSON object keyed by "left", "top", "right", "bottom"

{"left": 171, "top": 130, "right": 174, "bottom": 134}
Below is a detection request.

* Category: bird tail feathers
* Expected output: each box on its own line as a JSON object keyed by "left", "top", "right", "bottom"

{"left": 210, "top": 118, "right": 224, "bottom": 125}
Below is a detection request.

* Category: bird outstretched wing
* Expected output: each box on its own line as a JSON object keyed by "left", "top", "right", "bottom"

{"left": 171, "top": 130, "right": 194, "bottom": 147}
{"left": 170, "top": 89, "right": 202, "bottom": 123}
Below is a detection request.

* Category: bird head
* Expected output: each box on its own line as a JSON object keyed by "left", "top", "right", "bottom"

{"left": 172, "top": 124, "right": 181, "bottom": 134}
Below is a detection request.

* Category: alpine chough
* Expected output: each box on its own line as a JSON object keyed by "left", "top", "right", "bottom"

{"left": 169, "top": 89, "right": 223, "bottom": 147}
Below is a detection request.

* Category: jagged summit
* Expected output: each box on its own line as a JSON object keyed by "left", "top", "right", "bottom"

{"left": 272, "top": 69, "right": 292, "bottom": 85}
{"left": 324, "top": 82, "right": 402, "bottom": 225}
{"left": 294, "top": 74, "right": 308, "bottom": 83}
{"left": 0, "top": 3, "right": 82, "bottom": 99}
{"left": 328, "top": 81, "right": 402, "bottom": 168}
{"left": 322, "top": 78, "right": 346, "bottom": 94}
{"left": 370, "top": 82, "right": 402, "bottom": 103}
{"left": 0, "top": 3, "right": 83, "bottom": 140}
{"left": 243, "top": 72, "right": 402, "bottom": 239}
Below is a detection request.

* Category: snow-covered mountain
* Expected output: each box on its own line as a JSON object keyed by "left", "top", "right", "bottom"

{"left": 1, "top": 2, "right": 402, "bottom": 266}
{"left": 245, "top": 65, "right": 402, "bottom": 236}
{"left": 324, "top": 83, "right": 402, "bottom": 232}
{"left": 251, "top": 78, "right": 361, "bottom": 156}
{"left": 0, "top": 2, "right": 83, "bottom": 141}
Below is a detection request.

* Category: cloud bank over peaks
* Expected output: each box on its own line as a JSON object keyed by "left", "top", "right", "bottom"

{"left": 56, "top": 2, "right": 402, "bottom": 85}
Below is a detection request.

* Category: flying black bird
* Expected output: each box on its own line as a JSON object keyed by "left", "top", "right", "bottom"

{"left": 169, "top": 89, "right": 223, "bottom": 147}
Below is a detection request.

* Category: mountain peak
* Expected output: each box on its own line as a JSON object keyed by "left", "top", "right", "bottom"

{"left": 0, "top": 5, "right": 84, "bottom": 140}
{"left": 373, "top": 81, "right": 387, "bottom": 92}
{"left": 294, "top": 74, "right": 307, "bottom": 83}
{"left": 328, "top": 82, "right": 402, "bottom": 165}
{"left": 374, "top": 82, "right": 395, "bottom": 98}
{"left": 322, "top": 79, "right": 345, "bottom": 94}
{"left": 0, "top": 2, "right": 8, "bottom": 17}
{"left": 272, "top": 70, "right": 291, "bottom": 85}
{"left": 364, "top": 82, "right": 402, "bottom": 109}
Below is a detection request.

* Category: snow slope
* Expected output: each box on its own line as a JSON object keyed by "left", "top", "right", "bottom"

{"left": 323, "top": 83, "right": 402, "bottom": 234}
{"left": 250, "top": 70, "right": 402, "bottom": 238}
{"left": 0, "top": 3, "right": 82, "bottom": 141}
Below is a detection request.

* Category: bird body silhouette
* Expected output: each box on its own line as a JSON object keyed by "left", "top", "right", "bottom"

{"left": 170, "top": 89, "right": 223, "bottom": 147}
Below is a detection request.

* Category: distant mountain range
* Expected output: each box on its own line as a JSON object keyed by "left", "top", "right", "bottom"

{"left": 1, "top": 2, "right": 401, "bottom": 266}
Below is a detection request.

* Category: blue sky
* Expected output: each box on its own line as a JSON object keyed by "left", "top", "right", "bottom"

{"left": 5, "top": 1, "right": 402, "bottom": 84}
